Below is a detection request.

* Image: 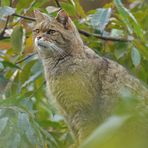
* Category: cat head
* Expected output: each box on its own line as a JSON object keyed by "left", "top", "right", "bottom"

{"left": 33, "top": 9, "right": 83, "bottom": 60}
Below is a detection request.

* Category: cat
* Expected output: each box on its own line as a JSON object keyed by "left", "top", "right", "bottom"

{"left": 33, "top": 9, "right": 148, "bottom": 146}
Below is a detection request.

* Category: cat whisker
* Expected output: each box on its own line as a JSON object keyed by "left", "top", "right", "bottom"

{"left": 49, "top": 42, "right": 66, "bottom": 59}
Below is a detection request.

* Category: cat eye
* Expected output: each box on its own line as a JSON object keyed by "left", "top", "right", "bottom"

{"left": 33, "top": 29, "right": 40, "bottom": 33}
{"left": 46, "top": 29, "right": 56, "bottom": 34}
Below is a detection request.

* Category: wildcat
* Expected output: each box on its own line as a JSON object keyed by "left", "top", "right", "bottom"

{"left": 33, "top": 9, "right": 148, "bottom": 146}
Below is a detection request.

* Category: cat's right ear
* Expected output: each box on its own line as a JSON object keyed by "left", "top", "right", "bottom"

{"left": 34, "top": 10, "right": 49, "bottom": 23}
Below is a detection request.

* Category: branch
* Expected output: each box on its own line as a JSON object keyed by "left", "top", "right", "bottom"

{"left": 78, "top": 29, "right": 133, "bottom": 42}
{"left": 1, "top": 13, "right": 132, "bottom": 42}
{"left": 13, "top": 13, "right": 35, "bottom": 21}
{"left": 0, "top": 16, "right": 10, "bottom": 37}
{"left": 16, "top": 52, "right": 37, "bottom": 64}
{"left": 0, "top": 0, "right": 12, "bottom": 39}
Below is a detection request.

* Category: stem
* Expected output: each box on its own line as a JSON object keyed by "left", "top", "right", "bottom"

{"left": 16, "top": 52, "right": 37, "bottom": 64}
{"left": 78, "top": 29, "right": 133, "bottom": 42}
{"left": 13, "top": 13, "right": 36, "bottom": 21}
{"left": 55, "top": 0, "right": 61, "bottom": 8}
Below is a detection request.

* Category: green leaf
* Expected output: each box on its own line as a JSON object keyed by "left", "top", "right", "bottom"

{"left": 0, "top": 62, "right": 4, "bottom": 70}
{"left": 11, "top": 26, "right": 24, "bottom": 53}
{"left": 90, "top": 8, "right": 112, "bottom": 33}
{"left": 131, "top": 47, "right": 141, "bottom": 67}
{"left": 80, "top": 116, "right": 129, "bottom": 148}
{"left": 1, "top": 61, "right": 21, "bottom": 69}
{"left": 11, "top": 134, "right": 21, "bottom": 148}
{"left": 0, "top": 117, "right": 8, "bottom": 134}
{"left": 111, "top": 29, "right": 124, "bottom": 37}
{"left": 114, "top": 0, "right": 144, "bottom": 41}
{"left": 61, "top": 2, "right": 76, "bottom": 16}
{"left": 0, "top": 6, "right": 16, "bottom": 18}
{"left": 68, "top": 0, "right": 76, "bottom": 7}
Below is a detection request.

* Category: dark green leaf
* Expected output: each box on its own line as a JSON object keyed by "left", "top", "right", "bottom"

{"left": 1, "top": 61, "right": 21, "bottom": 69}
{"left": 114, "top": 0, "right": 144, "bottom": 41}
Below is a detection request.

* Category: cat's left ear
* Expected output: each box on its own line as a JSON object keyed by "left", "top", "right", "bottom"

{"left": 56, "top": 10, "right": 72, "bottom": 30}
{"left": 34, "top": 10, "right": 49, "bottom": 23}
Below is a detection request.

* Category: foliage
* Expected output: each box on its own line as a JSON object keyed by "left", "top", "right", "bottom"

{"left": 0, "top": 0, "right": 148, "bottom": 148}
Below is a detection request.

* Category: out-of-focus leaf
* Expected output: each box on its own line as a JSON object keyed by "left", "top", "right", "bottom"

{"left": 0, "top": 62, "right": 4, "bottom": 70}
{"left": 0, "top": 74, "right": 8, "bottom": 93}
{"left": 80, "top": 116, "right": 129, "bottom": 148}
{"left": 10, "top": 26, "right": 24, "bottom": 53}
{"left": 114, "top": 0, "right": 144, "bottom": 41}
{"left": 131, "top": 47, "right": 141, "bottom": 67}
{"left": 46, "top": 6, "right": 60, "bottom": 14}
{"left": 89, "top": 8, "right": 112, "bottom": 33}
{"left": 19, "top": 60, "right": 36, "bottom": 84}
{"left": 111, "top": 29, "right": 124, "bottom": 37}
{"left": 61, "top": 2, "right": 76, "bottom": 16}
{"left": 75, "top": 1, "right": 86, "bottom": 17}
{"left": 11, "top": 133, "right": 21, "bottom": 148}
{"left": 0, "top": 6, "right": 16, "bottom": 18}
{"left": 114, "top": 42, "right": 128, "bottom": 59}
{"left": 68, "top": 0, "right": 76, "bottom": 7}
{"left": 1, "top": 61, "right": 21, "bottom": 69}
{"left": 0, "top": 117, "right": 8, "bottom": 134}
{"left": 21, "top": 71, "right": 42, "bottom": 88}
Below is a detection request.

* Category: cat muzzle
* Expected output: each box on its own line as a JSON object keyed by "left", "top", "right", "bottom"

{"left": 35, "top": 37, "right": 50, "bottom": 49}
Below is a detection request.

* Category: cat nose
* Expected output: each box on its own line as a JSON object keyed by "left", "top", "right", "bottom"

{"left": 37, "top": 36, "right": 42, "bottom": 40}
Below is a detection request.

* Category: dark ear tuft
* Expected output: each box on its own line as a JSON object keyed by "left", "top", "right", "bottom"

{"left": 56, "top": 10, "right": 71, "bottom": 29}
{"left": 34, "top": 10, "right": 49, "bottom": 23}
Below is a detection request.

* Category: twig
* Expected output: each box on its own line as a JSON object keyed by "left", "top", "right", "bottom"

{"left": 55, "top": 0, "right": 61, "bottom": 8}
{"left": 0, "top": 36, "right": 10, "bottom": 40}
{"left": 13, "top": 13, "right": 36, "bottom": 21}
{"left": 0, "top": 0, "right": 12, "bottom": 38}
{"left": 16, "top": 52, "right": 37, "bottom": 64}
{"left": 0, "top": 17, "right": 10, "bottom": 37}
{"left": 78, "top": 29, "right": 133, "bottom": 42}
{"left": 13, "top": 0, "right": 36, "bottom": 26}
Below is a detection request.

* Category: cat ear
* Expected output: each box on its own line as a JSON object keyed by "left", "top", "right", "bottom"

{"left": 34, "top": 10, "right": 49, "bottom": 22}
{"left": 56, "top": 10, "right": 72, "bottom": 29}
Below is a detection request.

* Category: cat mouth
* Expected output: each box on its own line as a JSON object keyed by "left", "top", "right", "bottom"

{"left": 36, "top": 40, "right": 50, "bottom": 49}
{"left": 37, "top": 42, "right": 48, "bottom": 48}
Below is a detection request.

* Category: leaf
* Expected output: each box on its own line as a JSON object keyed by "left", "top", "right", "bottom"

{"left": 68, "top": 0, "right": 76, "bottom": 7}
{"left": 11, "top": 26, "right": 24, "bottom": 53}
{"left": 131, "top": 47, "right": 141, "bottom": 67}
{"left": 75, "top": 1, "right": 86, "bottom": 17}
{"left": 111, "top": 29, "right": 124, "bottom": 37}
{"left": 0, "top": 117, "right": 9, "bottom": 134}
{"left": 46, "top": 6, "right": 60, "bottom": 14}
{"left": 114, "top": 0, "right": 144, "bottom": 41}
{"left": 89, "top": 8, "right": 112, "bottom": 33}
{"left": 1, "top": 61, "right": 21, "bottom": 69}
{"left": 11, "top": 134, "right": 21, "bottom": 148}
{"left": 0, "top": 6, "right": 16, "bottom": 18}
{"left": 61, "top": 2, "right": 76, "bottom": 16}
{"left": 80, "top": 116, "right": 129, "bottom": 148}
{"left": 0, "top": 62, "right": 4, "bottom": 70}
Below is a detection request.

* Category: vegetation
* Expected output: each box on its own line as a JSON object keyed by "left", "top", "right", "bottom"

{"left": 0, "top": 0, "right": 148, "bottom": 147}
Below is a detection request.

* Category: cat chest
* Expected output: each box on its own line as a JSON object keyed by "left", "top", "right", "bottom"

{"left": 48, "top": 70, "right": 99, "bottom": 111}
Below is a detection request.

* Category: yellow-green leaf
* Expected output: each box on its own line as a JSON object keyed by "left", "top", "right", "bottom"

{"left": 11, "top": 26, "right": 24, "bottom": 53}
